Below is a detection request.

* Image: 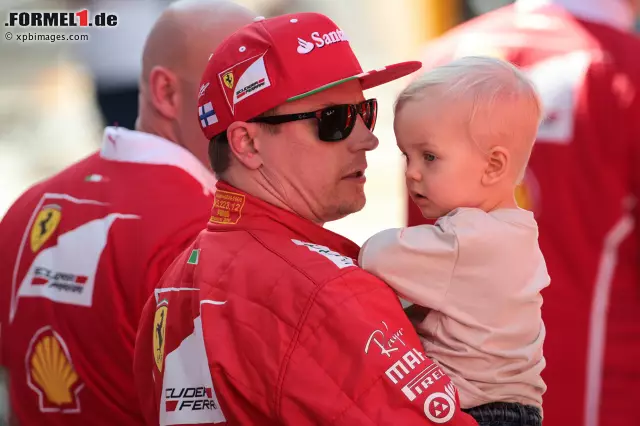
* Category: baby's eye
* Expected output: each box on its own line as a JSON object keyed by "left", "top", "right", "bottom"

{"left": 423, "top": 153, "right": 437, "bottom": 162}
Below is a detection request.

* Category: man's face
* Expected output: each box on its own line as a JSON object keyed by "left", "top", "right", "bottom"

{"left": 255, "top": 80, "right": 379, "bottom": 223}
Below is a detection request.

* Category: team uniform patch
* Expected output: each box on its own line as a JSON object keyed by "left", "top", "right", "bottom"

{"left": 30, "top": 204, "right": 62, "bottom": 253}
{"left": 26, "top": 327, "right": 84, "bottom": 413}
{"left": 10, "top": 194, "right": 139, "bottom": 321}
{"left": 160, "top": 316, "right": 226, "bottom": 425}
{"left": 218, "top": 53, "right": 271, "bottom": 113}
{"left": 209, "top": 190, "right": 246, "bottom": 225}
{"left": 154, "top": 299, "right": 169, "bottom": 372}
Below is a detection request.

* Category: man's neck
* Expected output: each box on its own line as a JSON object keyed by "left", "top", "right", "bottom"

{"left": 135, "top": 120, "right": 176, "bottom": 144}
{"left": 221, "top": 172, "right": 325, "bottom": 226}
{"left": 223, "top": 172, "right": 292, "bottom": 212}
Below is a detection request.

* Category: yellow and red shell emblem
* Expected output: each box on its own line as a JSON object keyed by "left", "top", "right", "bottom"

{"left": 515, "top": 170, "right": 541, "bottom": 213}
{"left": 27, "top": 327, "right": 83, "bottom": 412}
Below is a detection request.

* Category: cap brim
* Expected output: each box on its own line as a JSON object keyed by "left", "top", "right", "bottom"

{"left": 287, "top": 61, "right": 422, "bottom": 102}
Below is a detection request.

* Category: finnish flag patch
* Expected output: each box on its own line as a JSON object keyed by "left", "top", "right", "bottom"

{"left": 199, "top": 102, "right": 218, "bottom": 128}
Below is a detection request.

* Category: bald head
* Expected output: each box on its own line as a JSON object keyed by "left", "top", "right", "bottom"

{"left": 141, "top": 0, "right": 255, "bottom": 86}
{"left": 136, "top": 0, "right": 255, "bottom": 168}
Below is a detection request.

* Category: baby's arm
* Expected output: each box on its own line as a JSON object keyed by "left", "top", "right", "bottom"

{"left": 359, "top": 222, "right": 458, "bottom": 312}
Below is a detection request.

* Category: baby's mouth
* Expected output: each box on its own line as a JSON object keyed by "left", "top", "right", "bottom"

{"left": 412, "top": 191, "right": 428, "bottom": 200}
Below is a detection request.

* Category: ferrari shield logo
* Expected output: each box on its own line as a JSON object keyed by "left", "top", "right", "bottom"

{"left": 223, "top": 71, "right": 234, "bottom": 89}
{"left": 30, "top": 204, "right": 62, "bottom": 253}
{"left": 153, "top": 301, "right": 168, "bottom": 371}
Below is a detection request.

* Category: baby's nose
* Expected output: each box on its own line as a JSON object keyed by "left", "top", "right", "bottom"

{"left": 405, "top": 164, "right": 422, "bottom": 182}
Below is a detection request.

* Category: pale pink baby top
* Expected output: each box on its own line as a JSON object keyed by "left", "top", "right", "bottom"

{"left": 359, "top": 207, "right": 549, "bottom": 410}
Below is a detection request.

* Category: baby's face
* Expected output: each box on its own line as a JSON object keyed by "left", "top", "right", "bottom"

{"left": 395, "top": 97, "right": 490, "bottom": 219}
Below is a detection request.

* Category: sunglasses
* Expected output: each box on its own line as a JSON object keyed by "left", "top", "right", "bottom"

{"left": 249, "top": 98, "right": 378, "bottom": 142}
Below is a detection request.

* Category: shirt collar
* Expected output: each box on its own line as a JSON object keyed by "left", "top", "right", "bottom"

{"left": 207, "top": 181, "right": 361, "bottom": 259}
{"left": 515, "top": 0, "right": 635, "bottom": 31}
{"left": 100, "top": 126, "right": 216, "bottom": 195}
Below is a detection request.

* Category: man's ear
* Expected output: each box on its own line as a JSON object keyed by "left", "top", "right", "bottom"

{"left": 148, "top": 66, "right": 180, "bottom": 120}
{"left": 481, "top": 146, "right": 510, "bottom": 186}
{"left": 226, "top": 121, "right": 264, "bottom": 170}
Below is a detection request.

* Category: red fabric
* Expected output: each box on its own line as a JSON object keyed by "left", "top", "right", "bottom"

{"left": 135, "top": 181, "right": 478, "bottom": 425}
{"left": 408, "top": 5, "right": 640, "bottom": 425}
{"left": 0, "top": 152, "right": 213, "bottom": 425}
{"left": 198, "top": 12, "right": 420, "bottom": 140}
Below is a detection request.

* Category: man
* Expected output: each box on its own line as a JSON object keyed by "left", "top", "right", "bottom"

{"left": 134, "top": 12, "right": 479, "bottom": 426}
{"left": 0, "top": 1, "right": 254, "bottom": 425}
{"left": 407, "top": 1, "right": 640, "bottom": 425}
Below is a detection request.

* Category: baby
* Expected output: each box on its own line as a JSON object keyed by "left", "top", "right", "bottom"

{"left": 359, "top": 56, "right": 549, "bottom": 425}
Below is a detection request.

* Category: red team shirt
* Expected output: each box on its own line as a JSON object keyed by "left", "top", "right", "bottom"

{"left": 408, "top": 4, "right": 640, "bottom": 425}
{"left": 134, "top": 182, "right": 478, "bottom": 425}
{"left": 0, "top": 127, "right": 215, "bottom": 425}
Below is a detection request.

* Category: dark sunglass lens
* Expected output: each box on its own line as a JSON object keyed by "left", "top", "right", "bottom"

{"left": 318, "top": 105, "right": 352, "bottom": 141}
{"left": 362, "top": 100, "right": 377, "bottom": 131}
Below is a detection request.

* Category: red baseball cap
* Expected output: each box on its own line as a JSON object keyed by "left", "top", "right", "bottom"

{"left": 197, "top": 12, "right": 422, "bottom": 140}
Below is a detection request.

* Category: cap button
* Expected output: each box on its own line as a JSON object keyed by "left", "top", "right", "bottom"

{"left": 253, "top": 16, "right": 265, "bottom": 22}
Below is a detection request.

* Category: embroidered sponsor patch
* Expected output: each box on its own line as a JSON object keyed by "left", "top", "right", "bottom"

{"left": 209, "top": 190, "right": 246, "bottom": 225}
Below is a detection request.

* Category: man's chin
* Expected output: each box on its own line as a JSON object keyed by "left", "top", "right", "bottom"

{"left": 325, "top": 195, "right": 366, "bottom": 223}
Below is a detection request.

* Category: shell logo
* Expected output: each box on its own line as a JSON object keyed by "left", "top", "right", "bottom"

{"left": 515, "top": 169, "right": 541, "bottom": 213}
{"left": 515, "top": 183, "right": 533, "bottom": 211}
{"left": 26, "top": 327, "right": 84, "bottom": 413}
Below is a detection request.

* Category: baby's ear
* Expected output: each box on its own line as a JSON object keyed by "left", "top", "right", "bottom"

{"left": 482, "top": 146, "right": 510, "bottom": 186}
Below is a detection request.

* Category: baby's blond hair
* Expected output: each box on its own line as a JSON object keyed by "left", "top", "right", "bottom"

{"left": 395, "top": 56, "right": 542, "bottom": 183}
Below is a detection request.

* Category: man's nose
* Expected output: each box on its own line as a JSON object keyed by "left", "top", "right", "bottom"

{"left": 348, "top": 117, "right": 379, "bottom": 152}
